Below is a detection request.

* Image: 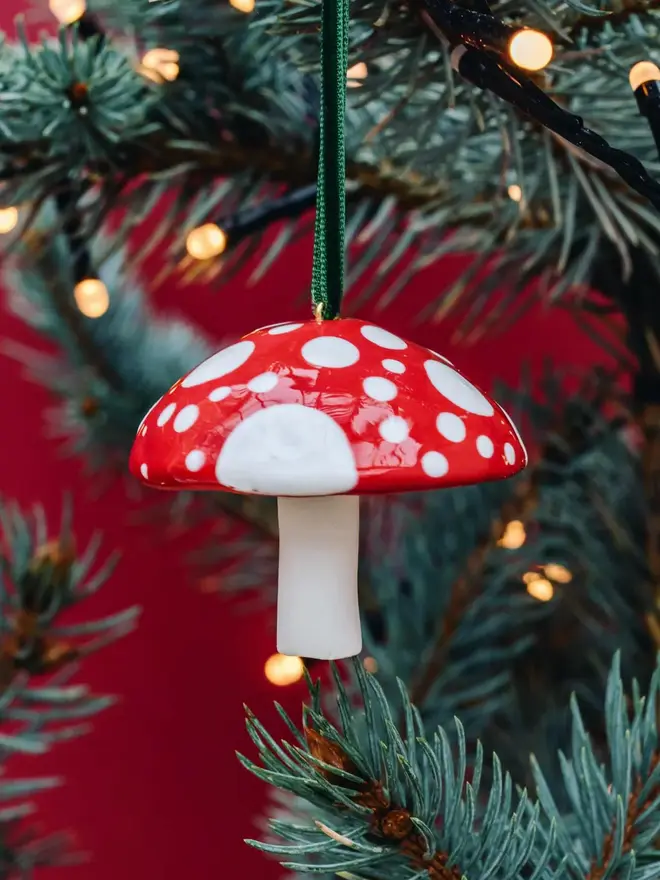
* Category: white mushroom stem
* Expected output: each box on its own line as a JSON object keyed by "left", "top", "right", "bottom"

{"left": 276, "top": 495, "right": 362, "bottom": 660}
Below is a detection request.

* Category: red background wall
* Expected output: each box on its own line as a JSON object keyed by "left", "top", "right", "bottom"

{"left": 0, "top": 5, "right": 613, "bottom": 877}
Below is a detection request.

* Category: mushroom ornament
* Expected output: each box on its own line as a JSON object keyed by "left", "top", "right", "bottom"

{"left": 129, "top": 318, "right": 527, "bottom": 660}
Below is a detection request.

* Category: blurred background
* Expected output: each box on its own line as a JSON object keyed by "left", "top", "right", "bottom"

{"left": 0, "top": 0, "right": 650, "bottom": 875}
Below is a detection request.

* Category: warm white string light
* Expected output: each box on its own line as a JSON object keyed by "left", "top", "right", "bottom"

{"left": 140, "top": 48, "right": 180, "bottom": 83}
{"left": 523, "top": 571, "right": 554, "bottom": 602}
{"left": 0, "top": 207, "right": 18, "bottom": 235}
{"left": 264, "top": 653, "right": 304, "bottom": 686}
{"left": 74, "top": 278, "right": 110, "bottom": 318}
{"left": 629, "top": 62, "right": 660, "bottom": 161}
{"left": 630, "top": 61, "right": 660, "bottom": 92}
{"left": 508, "top": 29, "right": 553, "bottom": 72}
{"left": 523, "top": 564, "right": 572, "bottom": 601}
{"left": 543, "top": 562, "right": 572, "bottom": 583}
{"left": 497, "top": 519, "right": 526, "bottom": 549}
{"left": 347, "top": 62, "right": 368, "bottom": 88}
{"left": 186, "top": 223, "right": 228, "bottom": 260}
{"left": 49, "top": 0, "right": 86, "bottom": 24}
{"left": 230, "top": 0, "right": 256, "bottom": 12}
{"left": 507, "top": 184, "right": 523, "bottom": 203}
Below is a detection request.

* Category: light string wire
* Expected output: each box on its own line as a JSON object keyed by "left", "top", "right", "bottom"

{"left": 422, "top": 0, "right": 660, "bottom": 210}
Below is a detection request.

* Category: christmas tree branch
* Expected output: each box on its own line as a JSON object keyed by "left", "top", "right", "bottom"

{"left": 569, "top": 0, "right": 660, "bottom": 34}
{"left": 242, "top": 654, "right": 660, "bottom": 880}
{"left": 1, "top": 219, "right": 289, "bottom": 595}
{"left": 2, "top": 214, "right": 212, "bottom": 467}
{"left": 1, "top": 132, "right": 440, "bottom": 208}
{"left": 341, "top": 373, "right": 648, "bottom": 815}
{"left": 19, "top": 219, "right": 125, "bottom": 394}
{"left": 587, "top": 244, "right": 660, "bottom": 657}
{"left": 241, "top": 660, "right": 552, "bottom": 880}
{"left": 409, "top": 469, "right": 539, "bottom": 707}
{"left": 0, "top": 496, "right": 139, "bottom": 870}
{"left": 0, "top": 0, "right": 659, "bottom": 308}
{"left": 409, "top": 372, "right": 634, "bottom": 711}
{"left": 531, "top": 654, "right": 660, "bottom": 880}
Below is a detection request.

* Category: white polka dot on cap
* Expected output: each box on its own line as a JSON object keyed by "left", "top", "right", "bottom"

{"left": 157, "top": 403, "right": 176, "bottom": 427}
{"left": 209, "top": 386, "right": 231, "bottom": 402}
{"left": 182, "top": 341, "right": 255, "bottom": 387}
{"left": 421, "top": 451, "right": 449, "bottom": 478}
{"left": 301, "top": 336, "right": 360, "bottom": 368}
{"left": 247, "top": 372, "right": 279, "bottom": 393}
{"left": 477, "top": 435, "right": 494, "bottom": 458}
{"left": 215, "top": 402, "right": 359, "bottom": 495}
{"left": 185, "top": 449, "right": 206, "bottom": 472}
{"left": 504, "top": 442, "right": 516, "bottom": 465}
{"left": 382, "top": 359, "right": 406, "bottom": 374}
{"left": 424, "top": 360, "right": 494, "bottom": 416}
{"left": 363, "top": 376, "right": 398, "bottom": 402}
{"left": 268, "top": 323, "right": 303, "bottom": 335}
{"left": 436, "top": 412, "right": 467, "bottom": 443}
{"left": 379, "top": 416, "right": 409, "bottom": 443}
{"left": 174, "top": 404, "right": 199, "bottom": 433}
{"left": 360, "top": 324, "right": 407, "bottom": 350}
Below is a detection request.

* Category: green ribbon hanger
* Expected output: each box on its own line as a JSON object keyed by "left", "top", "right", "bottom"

{"left": 310, "top": 0, "right": 350, "bottom": 322}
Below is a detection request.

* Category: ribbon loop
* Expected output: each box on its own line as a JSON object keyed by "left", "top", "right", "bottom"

{"left": 310, "top": 0, "right": 350, "bottom": 321}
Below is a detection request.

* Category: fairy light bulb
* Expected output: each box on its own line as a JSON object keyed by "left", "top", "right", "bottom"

{"left": 347, "top": 62, "right": 368, "bottom": 88}
{"left": 508, "top": 29, "right": 553, "bottom": 72}
{"left": 74, "top": 278, "right": 109, "bottom": 318}
{"left": 543, "top": 563, "right": 572, "bottom": 583}
{"left": 525, "top": 575, "right": 554, "bottom": 602}
{"left": 186, "top": 223, "right": 228, "bottom": 260}
{"left": 629, "top": 61, "right": 660, "bottom": 161}
{"left": 0, "top": 207, "right": 18, "bottom": 234}
{"left": 141, "top": 48, "right": 180, "bottom": 83}
{"left": 630, "top": 61, "right": 660, "bottom": 92}
{"left": 508, "top": 184, "right": 523, "bottom": 203}
{"left": 230, "top": 0, "right": 255, "bottom": 12}
{"left": 363, "top": 656, "right": 378, "bottom": 673}
{"left": 49, "top": 0, "right": 86, "bottom": 23}
{"left": 264, "top": 653, "right": 304, "bottom": 686}
{"left": 498, "top": 519, "right": 526, "bottom": 550}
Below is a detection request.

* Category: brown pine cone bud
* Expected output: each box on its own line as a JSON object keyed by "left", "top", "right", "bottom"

{"left": 379, "top": 809, "right": 414, "bottom": 840}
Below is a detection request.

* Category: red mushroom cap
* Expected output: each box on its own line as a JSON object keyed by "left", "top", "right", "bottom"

{"left": 129, "top": 318, "right": 527, "bottom": 496}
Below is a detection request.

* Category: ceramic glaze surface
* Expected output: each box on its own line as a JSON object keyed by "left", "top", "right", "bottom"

{"left": 129, "top": 318, "right": 528, "bottom": 495}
